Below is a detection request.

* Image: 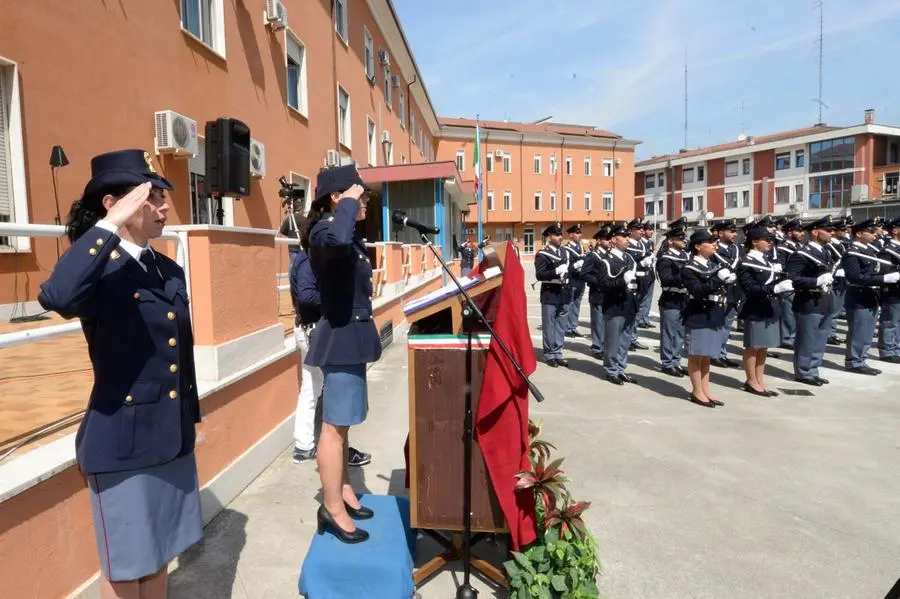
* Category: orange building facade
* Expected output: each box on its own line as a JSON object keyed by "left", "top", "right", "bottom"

{"left": 437, "top": 118, "right": 639, "bottom": 254}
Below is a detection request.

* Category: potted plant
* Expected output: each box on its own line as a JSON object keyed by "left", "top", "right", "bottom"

{"left": 503, "top": 420, "right": 602, "bottom": 598}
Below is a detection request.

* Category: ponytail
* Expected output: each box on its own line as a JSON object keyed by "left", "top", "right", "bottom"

{"left": 300, "top": 203, "right": 326, "bottom": 250}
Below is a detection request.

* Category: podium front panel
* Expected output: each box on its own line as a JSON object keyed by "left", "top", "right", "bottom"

{"left": 407, "top": 335, "right": 506, "bottom": 533}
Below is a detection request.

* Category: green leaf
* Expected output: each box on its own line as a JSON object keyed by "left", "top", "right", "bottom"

{"left": 530, "top": 546, "right": 546, "bottom": 563}
{"left": 550, "top": 574, "right": 568, "bottom": 593}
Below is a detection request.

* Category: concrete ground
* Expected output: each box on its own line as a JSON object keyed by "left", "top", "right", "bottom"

{"left": 170, "top": 262, "right": 900, "bottom": 598}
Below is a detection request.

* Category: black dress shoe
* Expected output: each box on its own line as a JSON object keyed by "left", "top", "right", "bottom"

{"left": 795, "top": 377, "right": 823, "bottom": 386}
{"left": 556, "top": 358, "right": 570, "bottom": 368}
{"left": 689, "top": 394, "right": 715, "bottom": 408}
{"left": 606, "top": 374, "right": 624, "bottom": 385}
{"left": 710, "top": 358, "right": 728, "bottom": 368}
{"left": 317, "top": 505, "right": 369, "bottom": 543}
{"left": 742, "top": 382, "right": 769, "bottom": 397}
{"left": 847, "top": 365, "right": 880, "bottom": 375}
{"left": 678, "top": 365, "right": 690, "bottom": 376}
{"left": 661, "top": 367, "right": 684, "bottom": 378}
{"left": 815, "top": 377, "right": 830, "bottom": 385}
{"left": 629, "top": 341, "right": 649, "bottom": 351}
{"left": 564, "top": 331, "right": 583, "bottom": 338}
{"left": 882, "top": 356, "right": 900, "bottom": 363}
{"left": 779, "top": 343, "right": 795, "bottom": 350}
{"left": 545, "top": 359, "right": 559, "bottom": 368}
{"left": 344, "top": 501, "right": 374, "bottom": 520}
{"left": 827, "top": 336, "right": 844, "bottom": 345}
{"left": 722, "top": 357, "right": 740, "bottom": 368}
{"left": 591, "top": 353, "right": 605, "bottom": 361}
{"left": 620, "top": 373, "right": 637, "bottom": 384}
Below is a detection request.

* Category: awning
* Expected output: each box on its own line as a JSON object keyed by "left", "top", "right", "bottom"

{"left": 358, "top": 161, "right": 462, "bottom": 185}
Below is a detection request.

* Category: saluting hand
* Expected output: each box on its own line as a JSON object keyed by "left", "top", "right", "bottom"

{"left": 104, "top": 182, "right": 153, "bottom": 229}
{"left": 343, "top": 184, "right": 366, "bottom": 201}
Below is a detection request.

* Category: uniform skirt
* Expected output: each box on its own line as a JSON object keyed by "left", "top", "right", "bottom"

{"left": 743, "top": 318, "right": 780, "bottom": 349}
{"left": 87, "top": 452, "right": 203, "bottom": 582}
{"left": 321, "top": 363, "right": 368, "bottom": 426}
{"left": 685, "top": 326, "right": 726, "bottom": 358}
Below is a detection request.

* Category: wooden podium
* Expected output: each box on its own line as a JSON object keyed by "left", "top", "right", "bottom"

{"left": 403, "top": 244, "right": 511, "bottom": 587}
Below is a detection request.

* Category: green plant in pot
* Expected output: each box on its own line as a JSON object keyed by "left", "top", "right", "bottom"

{"left": 504, "top": 420, "right": 602, "bottom": 598}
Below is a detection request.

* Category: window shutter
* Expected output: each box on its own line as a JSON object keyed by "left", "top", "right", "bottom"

{"left": 0, "top": 72, "right": 12, "bottom": 218}
{"left": 189, "top": 139, "right": 205, "bottom": 175}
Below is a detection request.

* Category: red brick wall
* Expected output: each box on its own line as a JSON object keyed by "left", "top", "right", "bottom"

{"left": 707, "top": 159, "right": 724, "bottom": 216}
{"left": 753, "top": 149, "right": 775, "bottom": 214}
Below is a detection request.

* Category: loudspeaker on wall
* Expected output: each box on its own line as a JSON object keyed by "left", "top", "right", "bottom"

{"left": 205, "top": 118, "right": 251, "bottom": 197}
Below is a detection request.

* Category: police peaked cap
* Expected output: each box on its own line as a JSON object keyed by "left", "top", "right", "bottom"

{"left": 782, "top": 218, "right": 803, "bottom": 232}
{"left": 543, "top": 223, "right": 563, "bottom": 236}
{"left": 711, "top": 219, "right": 736, "bottom": 232}
{"left": 804, "top": 215, "right": 833, "bottom": 232}
{"left": 688, "top": 229, "right": 716, "bottom": 247}
{"left": 665, "top": 225, "right": 686, "bottom": 238}
{"left": 566, "top": 223, "right": 582, "bottom": 234}
{"left": 746, "top": 226, "right": 776, "bottom": 242}
{"left": 641, "top": 221, "right": 654, "bottom": 230}
{"left": 593, "top": 227, "right": 610, "bottom": 240}
{"left": 668, "top": 216, "right": 687, "bottom": 229}
{"left": 851, "top": 218, "right": 879, "bottom": 233}
{"left": 626, "top": 218, "right": 643, "bottom": 230}
{"left": 312, "top": 164, "right": 367, "bottom": 210}
{"left": 610, "top": 224, "right": 629, "bottom": 237}
{"left": 887, "top": 217, "right": 900, "bottom": 229}
{"left": 82, "top": 149, "right": 173, "bottom": 206}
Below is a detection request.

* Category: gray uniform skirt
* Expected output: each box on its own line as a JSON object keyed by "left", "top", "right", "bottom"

{"left": 685, "top": 326, "right": 726, "bottom": 358}
{"left": 743, "top": 318, "right": 780, "bottom": 349}
{"left": 321, "top": 363, "right": 368, "bottom": 426}
{"left": 88, "top": 452, "right": 203, "bottom": 582}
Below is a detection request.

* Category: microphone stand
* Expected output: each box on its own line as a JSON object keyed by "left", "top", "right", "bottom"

{"left": 413, "top": 229, "right": 544, "bottom": 599}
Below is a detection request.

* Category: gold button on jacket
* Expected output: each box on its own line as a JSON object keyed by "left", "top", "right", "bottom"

{"left": 169, "top": 390, "right": 178, "bottom": 399}
{"left": 125, "top": 395, "right": 134, "bottom": 404}
{"left": 168, "top": 338, "right": 177, "bottom": 347}
{"left": 167, "top": 311, "right": 176, "bottom": 320}
{"left": 170, "top": 364, "right": 178, "bottom": 373}
{"left": 89, "top": 248, "right": 98, "bottom": 256}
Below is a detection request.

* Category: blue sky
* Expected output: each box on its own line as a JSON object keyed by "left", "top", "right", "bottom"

{"left": 392, "top": 0, "right": 900, "bottom": 160}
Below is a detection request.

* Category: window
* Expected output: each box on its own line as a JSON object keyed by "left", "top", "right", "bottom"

{"left": 584, "top": 156, "right": 592, "bottom": 176}
{"left": 363, "top": 28, "right": 375, "bottom": 81}
{"left": 534, "top": 192, "right": 542, "bottom": 211}
{"left": 503, "top": 153, "right": 511, "bottom": 173}
{"left": 485, "top": 152, "right": 494, "bottom": 172}
{"left": 809, "top": 137, "right": 856, "bottom": 173}
{"left": 603, "top": 158, "right": 613, "bottom": 177}
{"left": 683, "top": 168, "right": 694, "bottom": 184}
{"left": 286, "top": 33, "right": 308, "bottom": 115}
{"left": 725, "top": 191, "right": 739, "bottom": 208}
{"left": 795, "top": 150, "right": 805, "bottom": 168}
{"left": 0, "top": 61, "right": 29, "bottom": 251}
{"left": 602, "top": 192, "right": 613, "bottom": 211}
{"left": 645, "top": 174, "right": 656, "bottom": 189}
{"left": 565, "top": 192, "right": 573, "bottom": 211}
{"left": 565, "top": 155, "right": 572, "bottom": 175}
{"left": 398, "top": 92, "right": 406, "bottom": 128}
{"left": 523, "top": 228, "right": 535, "bottom": 253}
{"left": 697, "top": 166, "right": 705, "bottom": 181}
{"left": 337, "top": 86, "right": 351, "bottom": 148}
{"left": 809, "top": 173, "right": 854, "bottom": 209}
{"left": 775, "top": 186, "right": 790, "bottom": 204}
{"left": 794, "top": 183, "right": 805, "bottom": 204}
{"left": 657, "top": 172, "right": 664, "bottom": 186}
{"left": 775, "top": 152, "right": 791, "bottom": 170}
{"left": 697, "top": 194, "right": 704, "bottom": 211}
{"left": 889, "top": 141, "right": 899, "bottom": 164}
{"left": 725, "top": 161, "right": 739, "bottom": 177}
{"left": 742, "top": 158, "right": 751, "bottom": 175}
{"left": 503, "top": 191, "right": 512, "bottom": 211}
{"left": 334, "top": 0, "right": 348, "bottom": 41}
{"left": 383, "top": 66, "right": 392, "bottom": 108}
{"left": 410, "top": 113, "right": 416, "bottom": 142}
{"left": 683, "top": 196, "right": 694, "bottom": 212}
{"left": 289, "top": 173, "right": 311, "bottom": 219}
{"left": 584, "top": 192, "right": 592, "bottom": 211}
{"left": 487, "top": 190, "right": 494, "bottom": 211}
{"left": 401, "top": 154, "right": 407, "bottom": 165}
{"left": 367, "top": 118, "right": 376, "bottom": 166}
{"left": 386, "top": 142, "right": 394, "bottom": 165}
{"left": 534, "top": 153, "right": 542, "bottom": 174}
{"left": 645, "top": 200, "right": 655, "bottom": 215}
{"left": 742, "top": 190, "right": 750, "bottom": 207}
{"left": 549, "top": 192, "right": 557, "bottom": 212}
{"left": 181, "top": 0, "right": 224, "bottom": 54}
{"left": 549, "top": 154, "right": 557, "bottom": 175}
{"left": 456, "top": 150, "right": 465, "bottom": 172}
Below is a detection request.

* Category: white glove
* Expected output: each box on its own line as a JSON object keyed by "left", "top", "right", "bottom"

{"left": 573, "top": 259, "right": 584, "bottom": 271}
{"left": 555, "top": 263, "right": 568, "bottom": 276}
{"left": 773, "top": 263, "right": 783, "bottom": 273}
{"left": 816, "top": 273, "right": 834, "bottom": 287}
{"left": 773, "top": 280, "right": 794, "bottom": 294}
{"left": 725, "top": 274, "right": 737, "bottom": 284}
{"left": 883, "top": 272, "right": 900, "bottom": 284}
{"left": 640, "top": 256, "right": 653, "bottom": 267}
{"left": 717, "top": 268, "right": 733, "bottom": 281}
{"left": 623, "top": 270, "right": 636, "bottom": 284}
{"left": 835, "top": 269, "right": 845, "bottom": 278}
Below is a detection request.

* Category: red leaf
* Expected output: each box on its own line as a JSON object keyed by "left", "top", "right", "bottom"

{"left": 565, "top": 501, "right": 591, "bottom": 518}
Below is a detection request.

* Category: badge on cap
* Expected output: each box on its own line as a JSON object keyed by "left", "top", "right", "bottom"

{"left": 144, "top": 151, "right": 156, "bottom": 174}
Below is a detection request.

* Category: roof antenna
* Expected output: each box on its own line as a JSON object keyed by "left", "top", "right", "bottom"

{"left": 683, "top": 43, "right": 688, "bottom": 151}
{"left": 812, "top": 0, "right": 827, "bottom": 125}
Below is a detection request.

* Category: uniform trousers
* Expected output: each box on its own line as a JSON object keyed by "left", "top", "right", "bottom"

{"left": 779, "top": 293, "right": 796, "bottom": 346}
{"left": 566, "top": 284, "right": 585, "bottom": 333}
{"left": 294, "top": 326, "right": 324, "bottom": 451}
{"left": 604, "top": 313, "right": 635, "bottom": 377}
{"left": 878, "top": 301, "right": 900, "bottom": 358}
{"left": 794, "top": 312, "right": 833, "bottom": 379}
{"left": 718, "top": 304, "right": 739, "bottom": 358}
{"left": 845, "top": 306, "right": 877, "bottom": 368}
{"left": 541, "top": 303, "right": 566, "bottom": 361}
{"left": 659, "top": 308, "right": 685, "bottom": 370}
{"left": 589, "top": 303, "right": 605, "bottom": 357}
{"left": 637, "top": 278, "right": 655, "bottom": 326}
{"left": 829, "top": 287, "right": 847, "bottom": 337}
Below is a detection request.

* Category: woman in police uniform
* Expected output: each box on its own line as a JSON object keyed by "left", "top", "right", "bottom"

{"left": 303, "top": 165, "right": 382, "bottom": 543}
{"left": 38, "top": 150, "right": 202, "bottom": 598}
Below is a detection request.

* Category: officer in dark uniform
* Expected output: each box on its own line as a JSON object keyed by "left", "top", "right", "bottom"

{"left": 785, "top": 215, "right": 836, "bottom": 386}
{"left": 774, "top": 218, "right": 804, "bottom": 349}
{"left": 637, "top": 221, "right": 657, "bottom": 329}
{"left": 624, "top": 219, "right": 652, "bottom": 350}
{"left": 562, "top": 223, "right": 587, "bottom": 337}
{"left": 598, "top": 224, "right": 640, "bottom": 385}
{"left": 535, "top": 223, "right": 571, "bottom": 367}
{"left": 656, "top": 225, "right": 689, "bottom": 377}
{"left": 579, "top": 226, "right": 611, "bottom": 360}
{"left": 825, "top": 217, "right": 850, "bottom": 344}
{"left": 842, "top": 218, "right": 900, "bottom": 375}
{"left": 38, "top": 150, "right": 202, "bottom": 590}
{"left": 456, "top": 236, "right": 485, "bottom": 277}
{"left": 658, "top": 217, "right": 687, "bottom": 258}
{"left": 710, "top": 219, "right": 741, "bottom": 367}
{"left": 878, "top": 218, "right": 900, "bottom": 363}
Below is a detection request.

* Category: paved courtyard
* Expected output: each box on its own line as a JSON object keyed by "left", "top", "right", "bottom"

{"left": 169, "top": 261, "right": 900, "bottom": 598}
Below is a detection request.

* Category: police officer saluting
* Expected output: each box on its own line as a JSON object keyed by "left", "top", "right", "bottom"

{"left": 710, "top": 219, "right": 741, "bottom": 368}
{"left": 637, "top": 221, "right": 657, "bottom": 329}
{"left": 535, "top": 223, "right": 572, "bottom": 367}
{"left": 878, "top": 218, "right": 900, "bottom": 363}
{"left": 825, "top": 217, "right": 850, "bottom": 345}
{"left": 786, "top": 215, "right": 836, "bottom": 386}
{"left": 655, "top": 225, "right": 690, "bottom": 377}
{"left": 598, "top": 224, "right": 640, "bottom": 385}
{"left": 562, "top": 223, "right": 587, "bottom": 338}
{"left": 625, "top": 219, "right": 652, "bottom": 350}
{"left": 579, "top": 226, "right": 612, "bottom": 360}
{"left": 841, "top": 218, "right": 900, "bottom": 375}
{"left": 774, "top": 218, "right": 804, "bottom": 349}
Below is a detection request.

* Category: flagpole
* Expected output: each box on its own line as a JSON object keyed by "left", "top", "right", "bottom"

{"left": 475, "top": 115, "right": 483, "bottom": 249}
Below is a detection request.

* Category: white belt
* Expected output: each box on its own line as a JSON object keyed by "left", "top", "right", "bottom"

{"left": 662, "top": 287, "right": 688, "bottom": 294}
{"left": 545, "top": 279, "right": 567, "bottom": 285}
{"left": 706, "top": 294, "right": 723, "bottom": 302}
{"left": 635, "top": 270, "right": 647, "bottom": 277}
{"left": 627, "top": 283, "right": 638, "bottom": 291}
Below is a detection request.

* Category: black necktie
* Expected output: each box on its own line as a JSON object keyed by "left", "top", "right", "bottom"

{"left": 139, "top": 249, "right": 163, "bottom": 287}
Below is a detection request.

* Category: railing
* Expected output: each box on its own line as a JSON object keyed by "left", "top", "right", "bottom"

{"left": 0, "top": 223, "right": 189, "bottom": 350}
{"left": 274, "top": 238, "right": 386, "bottom": 298}
{"left": 401, "top": 244, "right": 413, "bottom": 279}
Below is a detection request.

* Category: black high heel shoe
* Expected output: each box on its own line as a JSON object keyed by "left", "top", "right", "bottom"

{"left": 344, "top": 500, "right": 374, "bottom": 520}
{"left": 316, "top": 505, "right": 369, "bottom": 543}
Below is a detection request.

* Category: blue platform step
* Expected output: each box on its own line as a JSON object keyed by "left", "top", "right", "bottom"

{"left": 299, "top": 495, "right": 416, "bottom": 599}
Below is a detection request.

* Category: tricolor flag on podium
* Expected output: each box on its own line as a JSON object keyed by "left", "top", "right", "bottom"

{"left": 474, "top": 116, "right": 483, "bottom": 245}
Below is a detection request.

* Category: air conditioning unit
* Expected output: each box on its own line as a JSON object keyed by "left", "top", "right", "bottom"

{"left": 325, "top": 149, "right": 340, "bottom": 167}
{"left": 380, "top": 130, "right": 391, "bottom": 144}
{"left": 249, "top": 138, "right": 265, "bottom": 178}
{"left": 851, "top": 184, "right": 869, "bottom": 203}
{"left": 154, "top": 110, "right": 199, "bottom": 157}
{"left": 265, "top": 0, "right": 288, "bottom": 29}
{"left": 378, "top": 50, "right": 390, "bottom": 66}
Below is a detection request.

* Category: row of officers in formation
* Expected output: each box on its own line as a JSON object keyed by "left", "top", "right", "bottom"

{"left": 535, "top": 214, "right": 900, "bottom": 408}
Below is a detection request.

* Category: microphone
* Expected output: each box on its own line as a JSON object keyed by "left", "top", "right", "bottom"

{"left": 391, "top": 210, "right": 440, "bottom": 235}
